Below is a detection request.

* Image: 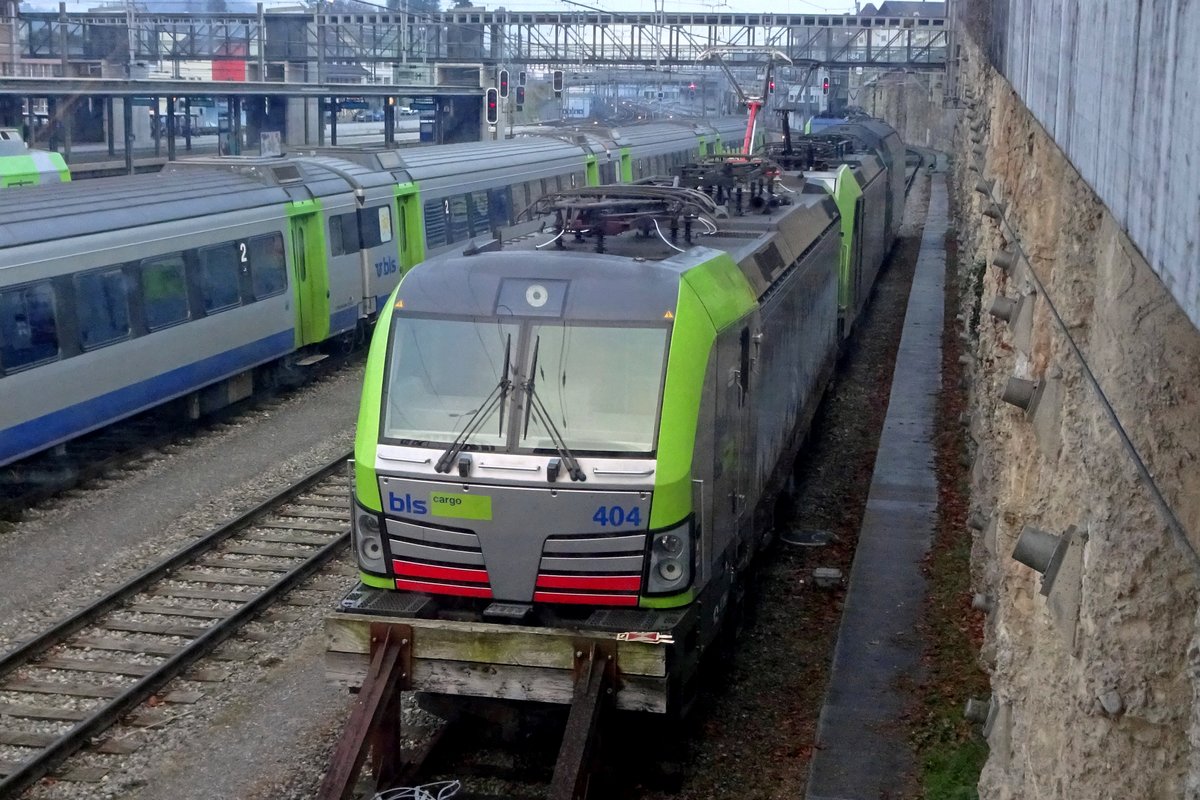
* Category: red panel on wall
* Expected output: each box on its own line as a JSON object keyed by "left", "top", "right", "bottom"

{"left": 212, "top": 60, "right": 246, "bottom": 81}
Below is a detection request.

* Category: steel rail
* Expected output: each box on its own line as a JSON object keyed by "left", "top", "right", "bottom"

{"left": 0, "top": 449, "right": 353, "bottom": 798}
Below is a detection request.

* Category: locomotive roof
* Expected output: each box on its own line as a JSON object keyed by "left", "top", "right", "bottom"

{"left": 400, "top": 186, "right": 838, "bottom": 319}
{"left": 393, "top": 248, "right": 684, "bottom": 323}
{"left": 0, "top": 156, "right": 366, "bottom": 250}
{"left": 823, "top": 119, "right": 904, "bottom": 169}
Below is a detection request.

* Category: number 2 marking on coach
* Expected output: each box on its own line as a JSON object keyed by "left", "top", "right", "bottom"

{"left": 238, "top": 242, "right": 248, "bottom": 264}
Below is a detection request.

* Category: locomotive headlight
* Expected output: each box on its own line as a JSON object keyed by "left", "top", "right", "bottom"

{"left": 647, "top": 517, "right": 694, "bottom": 595}
{"left": 657, "top": 559, "right": 684, "bottom": 581}
{"left": 655, "top": 533, "right": 684, "bottom": 556}
{"left": 352, "top": 501, "right": 387, "bottom": 573}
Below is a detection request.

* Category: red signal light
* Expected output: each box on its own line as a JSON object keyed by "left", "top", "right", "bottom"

{"left": 822, "top": 77, "right": 830, "bottom": 95}
{"left": 485, "top": 87, "right": 499, "bottom": 124}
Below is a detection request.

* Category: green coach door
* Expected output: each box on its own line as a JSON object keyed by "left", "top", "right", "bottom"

{"left": 286, "top": 201, "right": 330, "bottom": 346}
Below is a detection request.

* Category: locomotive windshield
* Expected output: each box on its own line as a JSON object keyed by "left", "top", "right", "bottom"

{"left": 382, "top": 317, "right": 519, "bottom": 447}
{"left": 381, "top": 315, "right": 669, "bottom": 455}
{"left": 520, "top": 323, "right": 668, "bottom": 454}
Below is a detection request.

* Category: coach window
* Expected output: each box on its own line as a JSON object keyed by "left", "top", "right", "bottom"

{"left": 358, "top": 206, "right": 393, "bottom": 250}
{"left": 248, "top": 233, "right": 287, "bottom": 299}
{"left": 447, "top": 195, "right": 470, "bottom": 243}
{"left": 75, "top": 268, "right": 130, "bottom": 349}
{"left": 487, "top": 187, "right": 512, "bottom": 229}
{"left": 0, "top": 282, "right": 59, "bottom": 371}
{"left": 329, "top": 212, "right": 361, "bottom": 257}
{"left": 140, "top": 254, "right": 190, "bottom": 331}
{"left": 196, "top": 243, "right": 242, "bottom": 314}
{"left": 423, "top": 199, "right": 447, "bottom": 248}
{"left": 466, "top": 191, "right": 489, "bottom": 237}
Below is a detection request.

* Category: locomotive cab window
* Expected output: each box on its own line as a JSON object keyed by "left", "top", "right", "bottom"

{"left": 140, "top": 254, "right": 190, "bottom": 331}
{"left": 76, "top": 268, "right": 130, "bottom": 349}
{"left": 381, "top": 316, "right": 520, "bottom": 447}
{"left": 0, "top": 282, "right": 60, "bottom": 371}
{"left": 520, "top": 323, "right": 669, "bottom": 454}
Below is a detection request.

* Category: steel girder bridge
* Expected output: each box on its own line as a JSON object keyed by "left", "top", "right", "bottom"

{"left": 15, "top": 8, "right": 949, "bottom": 73}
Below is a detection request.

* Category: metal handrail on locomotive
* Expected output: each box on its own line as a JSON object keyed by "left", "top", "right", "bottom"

{"left": 332, "top": 117, "right": 908, "bottom": 715}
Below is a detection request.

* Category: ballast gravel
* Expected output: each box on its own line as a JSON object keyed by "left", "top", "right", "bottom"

{"left": 0, "top": 365, "right": 364, "bottom": 797}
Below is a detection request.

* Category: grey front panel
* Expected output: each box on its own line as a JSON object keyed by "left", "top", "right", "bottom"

{"left": 378, "top": 475, "right": 651, "bottom": 601}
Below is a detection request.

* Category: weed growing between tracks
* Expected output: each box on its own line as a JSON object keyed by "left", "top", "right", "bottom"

{"left": 912, "top": 227, "right": 988, "bottom": 799}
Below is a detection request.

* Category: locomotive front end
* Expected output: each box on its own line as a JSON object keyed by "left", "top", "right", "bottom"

{"left": 351, "top": 251, "right": 700, "bottom": 619}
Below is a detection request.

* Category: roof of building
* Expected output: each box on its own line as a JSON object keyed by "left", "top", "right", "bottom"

{"left": 871, "top": 2, "right": 947, "bottom": 17}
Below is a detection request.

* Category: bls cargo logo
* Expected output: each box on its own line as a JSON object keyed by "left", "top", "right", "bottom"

{"left": 388, "top": 492, "right": 426, "bottom": 515}
{"left": 388, "top": 491, "right": 493, "bottom": 521}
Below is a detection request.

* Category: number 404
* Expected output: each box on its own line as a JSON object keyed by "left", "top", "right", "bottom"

{"left": 592, "top": 505, "right": 641, "bottom": 527}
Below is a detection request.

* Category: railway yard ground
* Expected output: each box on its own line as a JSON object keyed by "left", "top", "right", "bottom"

{"left": 0, "top": 162, "right": 985, "bottom": 800}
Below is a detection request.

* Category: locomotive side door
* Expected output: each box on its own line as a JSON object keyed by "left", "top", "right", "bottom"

{"left": 712, "top": 322, "right": 754, "bottom": 566}
{"left": 286, "top": 200, "right": 330, "bottom": 347}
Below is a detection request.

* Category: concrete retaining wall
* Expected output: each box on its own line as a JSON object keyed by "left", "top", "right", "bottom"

{"left": 982, "top": 0, "right": 1200, "bottom": 332}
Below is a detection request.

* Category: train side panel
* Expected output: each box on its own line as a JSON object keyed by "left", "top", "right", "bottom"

{"left": 1, "top": 210, "right": 296, "bottom": 465}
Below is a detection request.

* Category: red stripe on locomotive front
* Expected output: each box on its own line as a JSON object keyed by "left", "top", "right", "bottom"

{"left": 535, "top": 574, "right": 642, "bottom": 592}
{"left": 394, "top": 578, "right": 493, "bottom": 598}
{"left": 533, "top": 590, "right": 640, "bottom": 606}
{"left": 393, "top": 559, "right": 490, "bottom": 584}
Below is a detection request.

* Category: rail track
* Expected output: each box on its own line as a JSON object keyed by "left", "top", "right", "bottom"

{"left": 0, "top": 450, "right": 354, "bottom": 798}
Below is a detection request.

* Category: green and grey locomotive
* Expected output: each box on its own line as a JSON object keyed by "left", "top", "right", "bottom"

{"left": 343, "top": 119, "right": 910, "bottom": 711}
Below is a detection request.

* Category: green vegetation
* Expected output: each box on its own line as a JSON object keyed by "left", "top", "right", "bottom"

{"left": 915, "top": 225, "right": 989, "bottom": 800}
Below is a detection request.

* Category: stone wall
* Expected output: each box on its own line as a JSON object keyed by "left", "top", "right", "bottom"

{"left": 952, "top": 33, "right": 1200, "bottom": 799}
{"left": 858, "top": 70, "right": 956, "bottom": 153}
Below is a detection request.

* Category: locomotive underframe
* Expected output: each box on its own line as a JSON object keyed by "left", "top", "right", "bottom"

{"left": 325, "top": 599, "right": 685, "bottom": 714}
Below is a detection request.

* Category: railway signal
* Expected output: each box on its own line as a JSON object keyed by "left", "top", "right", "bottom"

{"left": 768, "top": 79, "right": 775, "bottom": 94}
{"left": 498, "top": 68, "right": 510, "bottom": 98}
{"left": 485, "top": 87, "right": 499, "bottom": 124}
{"left": 518, "top": 69, "right": 527, "bottom": 86}
{"left": 823, "top": 76, "right": 830, "bottom": 95}
{"left": 552, "top": 69, "right": 564, "bottom": 97}
{"left": 516, "top": 85, "right": 526, "bottom": 111}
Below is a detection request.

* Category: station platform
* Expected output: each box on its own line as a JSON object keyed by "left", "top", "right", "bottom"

{"left": 805, "top": 172, "right": 948, "bottom": 799}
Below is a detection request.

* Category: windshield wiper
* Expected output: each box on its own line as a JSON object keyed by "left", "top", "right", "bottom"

{"left": 521, "top": 336, "right": 586, "bottom": 482}
{"left": 434, "top": 334, "right": 512, "bottom": 474}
